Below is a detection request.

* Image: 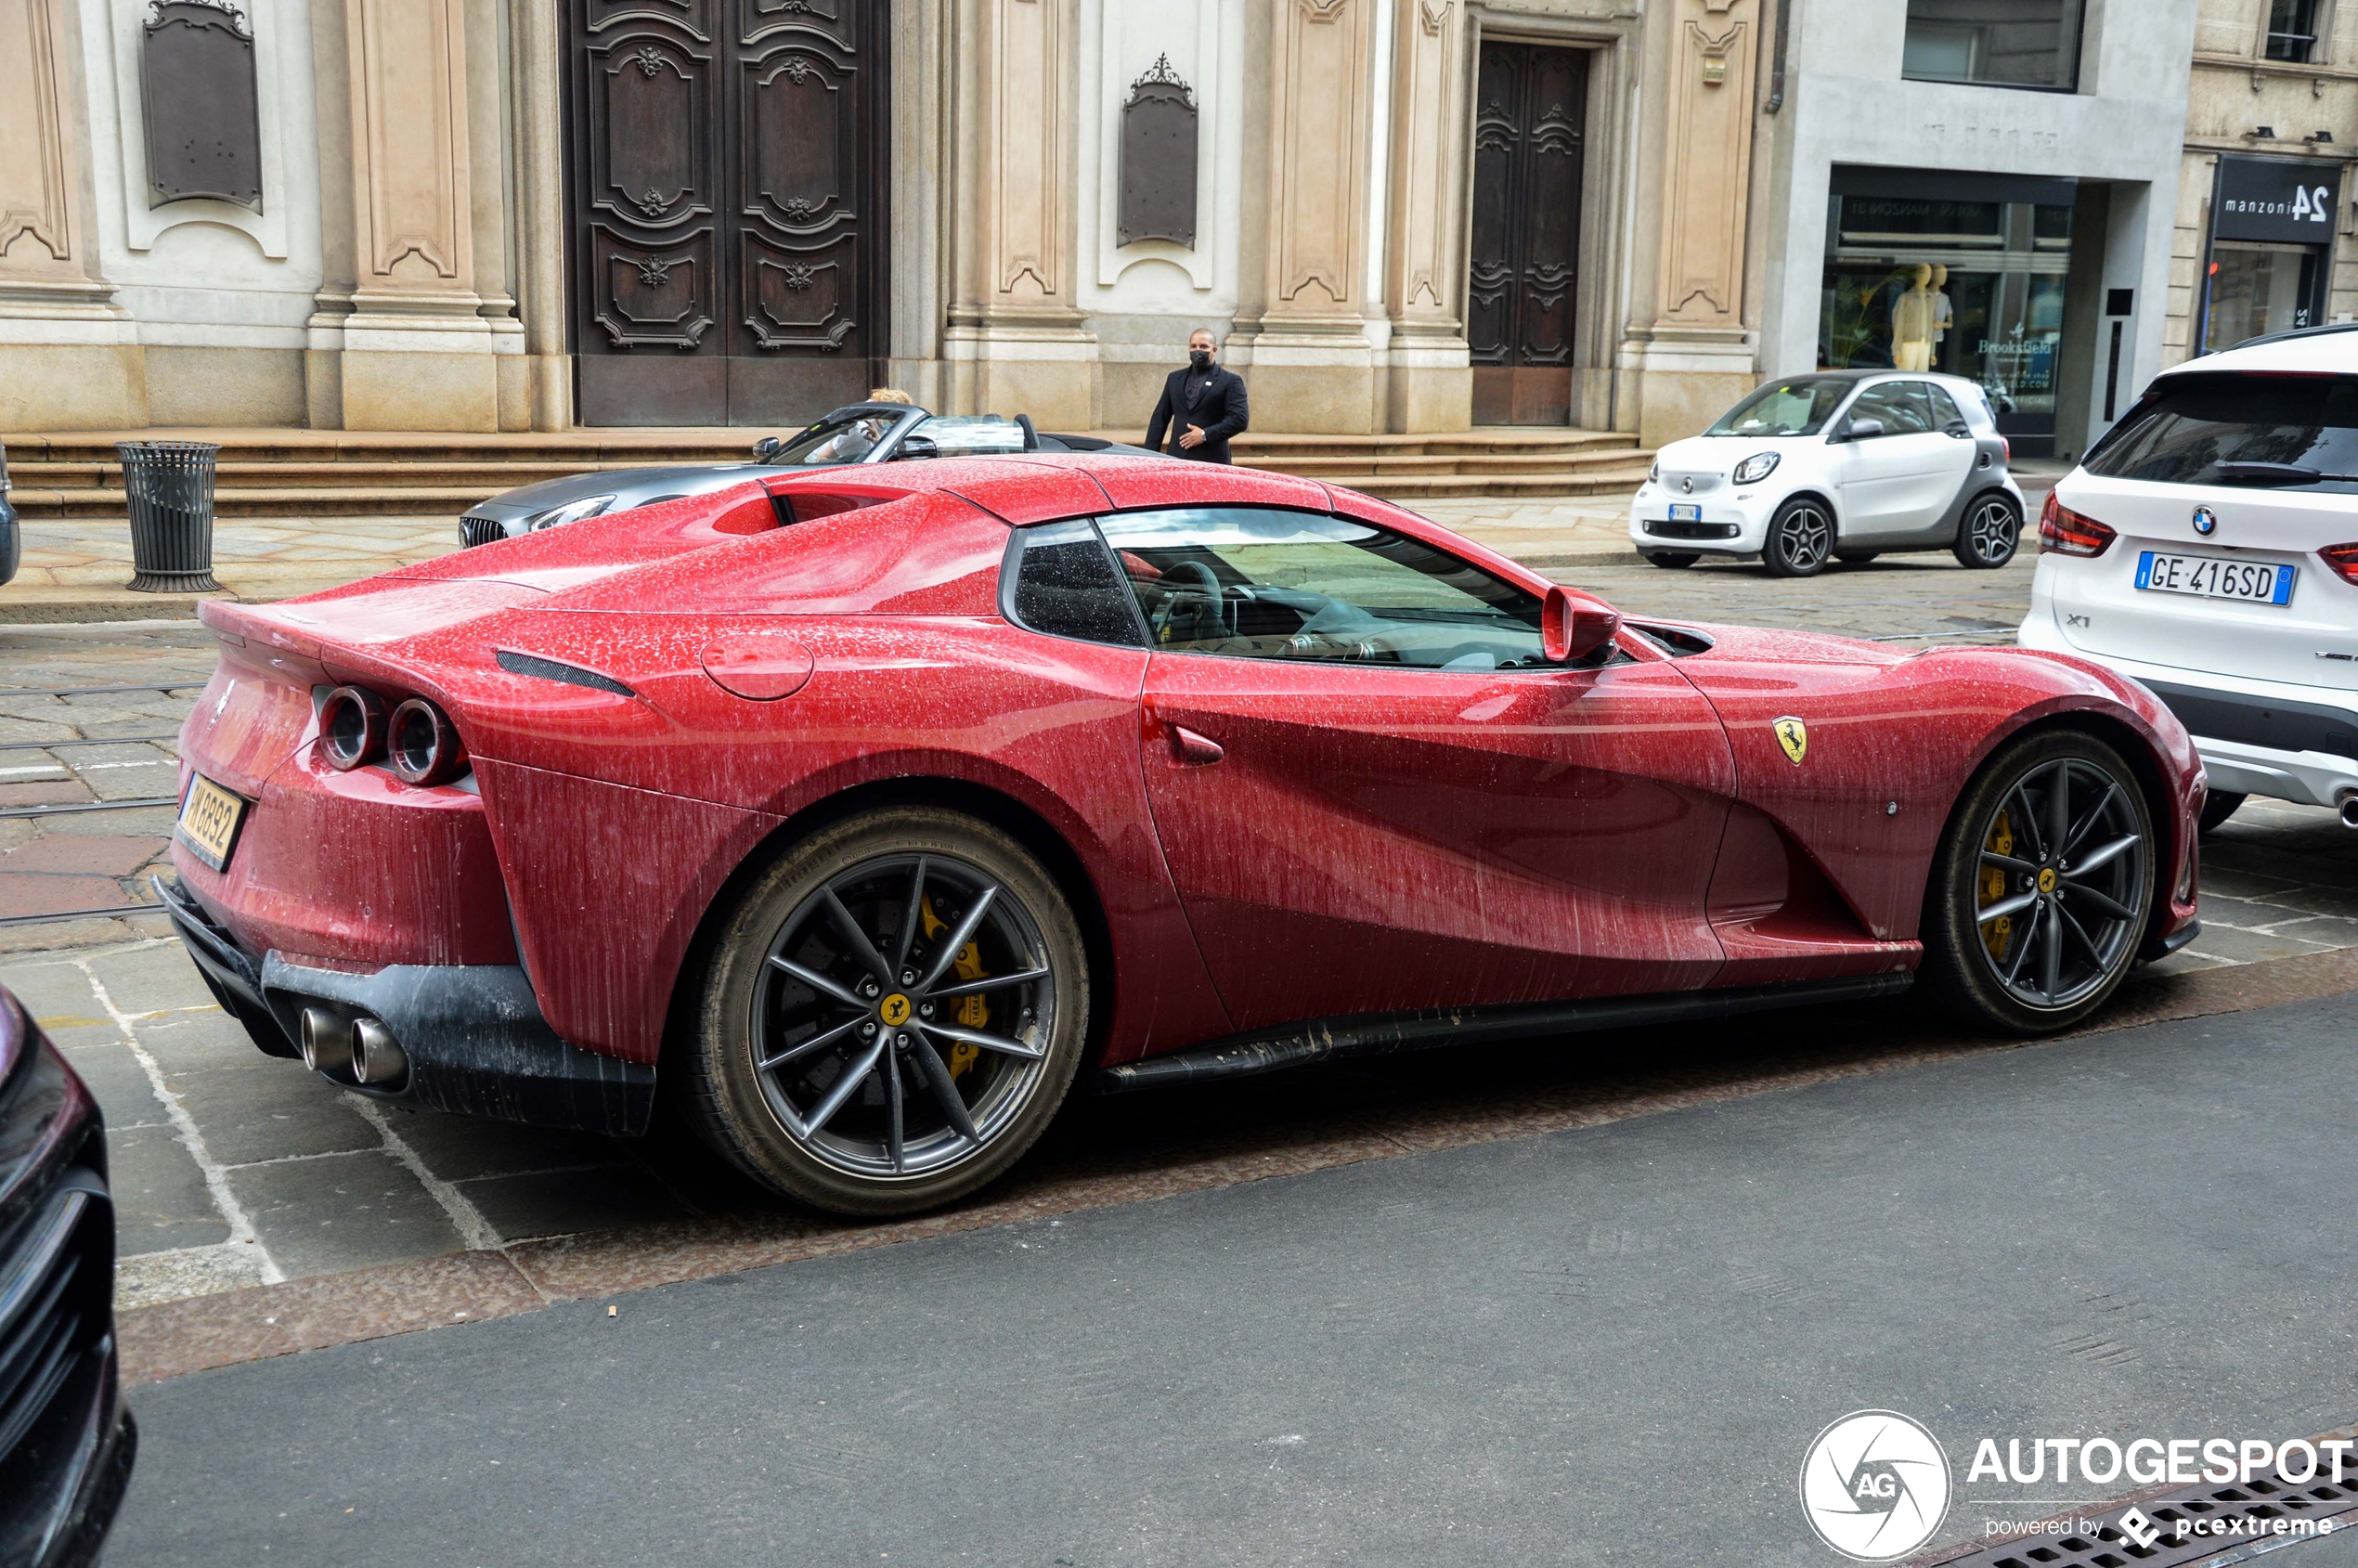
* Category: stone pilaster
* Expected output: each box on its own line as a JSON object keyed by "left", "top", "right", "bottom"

{"left": 0, "top": 0, "right": 145, "bottom": 429}
{"left": 1230, "top": 0, "right": 1380, "bottom": 434}
{"left": 945, "top": 0, "right": 1093, "bottom": 427}
{"left": 1627, "top": 0, "right": 1762, "bottom": 447}
{"left": 335, "top": 0, "right": 499, "bottom": 431}
{"left": 1382, "top": 0, "right": 1471, "bottom": 433}
{"left": 511, "top": 0, "right": 572, "bottom": 430}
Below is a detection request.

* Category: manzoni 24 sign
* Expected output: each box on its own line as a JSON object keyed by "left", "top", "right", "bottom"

{"left": 2215, "top": 155, "right": 2339, "bottom": 245}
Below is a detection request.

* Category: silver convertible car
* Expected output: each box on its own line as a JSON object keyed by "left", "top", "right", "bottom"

{"left": 456, "top": 405, "right": 1147, "bottom": 547}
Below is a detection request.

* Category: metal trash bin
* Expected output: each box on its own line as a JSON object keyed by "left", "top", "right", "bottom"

{"left": 117, "top": 439, "right": 223, "bottom": 592}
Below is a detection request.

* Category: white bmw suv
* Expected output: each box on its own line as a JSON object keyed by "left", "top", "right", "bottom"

{"left": 2018, "top": 324, "right": 2358, "bottom": 832}
{"left": 1629, "top": 369, "right": 2027, "bottom": 577}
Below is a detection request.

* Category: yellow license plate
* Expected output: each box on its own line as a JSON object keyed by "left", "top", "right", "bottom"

{"left": 176, "top": 774, "right": 250, "bottom": 872}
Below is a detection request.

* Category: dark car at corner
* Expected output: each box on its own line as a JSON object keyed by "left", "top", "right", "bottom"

{"left": 0, "top": 984, "right": 136, "bottom": 1568}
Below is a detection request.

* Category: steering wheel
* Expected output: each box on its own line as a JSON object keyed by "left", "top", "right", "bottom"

{"left": 1149, "top": 559, "right": 1227, "bottom": 642}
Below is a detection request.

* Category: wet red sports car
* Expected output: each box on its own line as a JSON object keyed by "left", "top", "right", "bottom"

{"left": 162, "top": 458, "right": 2203, "bottom": 1213}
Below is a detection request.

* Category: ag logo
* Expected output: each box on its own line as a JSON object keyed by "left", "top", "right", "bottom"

{"left": 2193, "top": 505, "right": 2219, "bottom": 537}
{"left": 1774, "top": 716, "right": 1809, "bottom": 766}
{"left": 878, "top": 992, "right": 913, "bottom": 1028}
{"left": 1800, "top": 1410, "right": 1951, "bottom": 1562}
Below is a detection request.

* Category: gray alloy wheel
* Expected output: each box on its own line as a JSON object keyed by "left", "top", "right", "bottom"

{"left": 1762, "top": 498, "right": 1833, "bottom": 577}
{"left": 688, "top": 809, "right": 1088, "bottom": 1214}
{"left": 1952, "top": 494, "right": 2021, "bottom": 569}
{"left": 1922, "top": 732, "right": 2154, "bottom": 1033}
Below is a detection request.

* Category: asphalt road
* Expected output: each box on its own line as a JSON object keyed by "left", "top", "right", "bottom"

{"left": 108, "top": 992, "right": 2358, "bottom": 1568}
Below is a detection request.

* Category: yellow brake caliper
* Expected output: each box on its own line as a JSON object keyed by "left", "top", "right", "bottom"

{"left": 1979, "top": 810, "right": 2014, "bottom": 960}
{"left": 919, "top": 895, "right": 986, "bottom": 1079}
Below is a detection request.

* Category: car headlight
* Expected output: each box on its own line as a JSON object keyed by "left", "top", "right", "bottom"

{"left": 1648, "top": 460, "right": 1660, "bottom": 484}
{"left": 1732, "top": 452, "right": 1780, "bottom": 485}
{"left": 526, "top": 494, "right": 617, "bottom": 532}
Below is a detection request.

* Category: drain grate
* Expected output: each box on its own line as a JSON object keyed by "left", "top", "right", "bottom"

{"left": 1925, "top": 1455, "right": 2358, "bottom": 1567}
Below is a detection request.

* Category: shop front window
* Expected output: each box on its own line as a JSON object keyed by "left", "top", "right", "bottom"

{"left": 2205, "top": 244, "right": 2323, "bottom": 351}
{"left": 1903, "top": 0, "right": 2085, "bottom": 90}
{"left": 1820, "top": 180, "right": 2075, "bottom": 452}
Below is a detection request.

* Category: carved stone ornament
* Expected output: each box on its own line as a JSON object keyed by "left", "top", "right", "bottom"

{"left": 142, "top": 0, "right": 264, "bottom": 211}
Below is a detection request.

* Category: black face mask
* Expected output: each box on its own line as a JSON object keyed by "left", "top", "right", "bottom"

{"left": 1188, "top": 348, "right": 1212, "bottom": 370}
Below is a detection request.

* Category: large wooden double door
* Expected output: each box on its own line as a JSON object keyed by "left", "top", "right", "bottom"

{"left": 565, "top": 0, "right": 888, "bottom": 427}
{"left": 1468, "top": 42, "right": 1587, "bottom": 426}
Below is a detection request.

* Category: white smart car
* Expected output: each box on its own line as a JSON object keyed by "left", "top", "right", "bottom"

{"left": 2019, "top": 322, "right": 2358, "bottom": 834}
{"left": 1629, "top": 369, "right": 2028, "bottom": 577}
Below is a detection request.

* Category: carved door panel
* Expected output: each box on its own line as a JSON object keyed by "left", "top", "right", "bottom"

{"left": 1468, "top": 42, "right": 1587, "bottom": 427}
{"left": 567, "top": 0, "right": 887, "bottom": 426}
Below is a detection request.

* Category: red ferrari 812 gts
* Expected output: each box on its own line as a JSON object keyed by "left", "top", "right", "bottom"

{"left": 160, "top": 457, "right": 2203, "bottom": 1213}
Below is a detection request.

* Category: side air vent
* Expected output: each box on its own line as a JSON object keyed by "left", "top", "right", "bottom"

{"left": 494, "top": 649, "right": 636, "bottom": 698}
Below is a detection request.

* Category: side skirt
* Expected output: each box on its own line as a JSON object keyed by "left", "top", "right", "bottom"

{"left": 1094, "top": 973, "right": 1915, "bottom": 1095}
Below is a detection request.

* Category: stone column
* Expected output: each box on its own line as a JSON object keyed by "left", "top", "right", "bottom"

{"left": 1627, "top": 0, "right": 1762, "bottom": 447}
{"left": 335, "top": 0, "right": 499, "bottom": 431}
{"left": 1230, "top": 0, "right": 1380, "bottom": 434}
{"left": 0, "top": 0, "right": 145, "bottom": 429}
{"left": 511, "top": 0, "right": 573, "bottom": 430}
{"left": 1383, "top": 0, "right": 1470, "bottom": 433}
{"left": 944, "top": 0, "right": 1092, "bottom": 427}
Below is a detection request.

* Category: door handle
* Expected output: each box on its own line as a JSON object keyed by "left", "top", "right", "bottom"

{"left": 1167, "top": 723, "right": 1224, "bottom": 766}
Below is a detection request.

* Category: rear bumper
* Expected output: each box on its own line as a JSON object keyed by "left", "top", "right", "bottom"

{"left": 157, "top": 877, "right": 654, "bottom": 1135}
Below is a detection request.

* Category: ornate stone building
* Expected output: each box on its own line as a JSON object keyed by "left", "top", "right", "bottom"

{"left": 0, "top": 0, "right": 1781, "bottom": 442}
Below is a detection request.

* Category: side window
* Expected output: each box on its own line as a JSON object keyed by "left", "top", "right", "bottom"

{"left": 1005, "top": 520, "right": 1147, "bottom": 647}
{"left": 1095, "top": 507, "right": 1548, "bottom": 671}
{"left": 1848, "top": 382, "right": 1935, "bottom": 436}
{"left": 1923, "top": 383, "right": 1967, "bottom": 432}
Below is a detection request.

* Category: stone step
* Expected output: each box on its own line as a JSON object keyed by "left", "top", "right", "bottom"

{"left": 4, "top": 424, "right": 1651, "bottom": 517}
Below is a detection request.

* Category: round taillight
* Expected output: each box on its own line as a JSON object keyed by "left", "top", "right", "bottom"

{"left": 319, "top": 686, "right": 387, "bottom": 771}
{"left": 386, "top": 698, "right": 468, "bottom": 786}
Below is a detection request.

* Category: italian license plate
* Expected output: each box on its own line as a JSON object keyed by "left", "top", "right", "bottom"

{"left": 176, "top": 774, "right": 249, "bottom": 873}
{"left": 2135, "top": 551, "right": 2295, "bottom": 606}
{"left": 1667, "top": 503, "right": 1703, "bottom": 523}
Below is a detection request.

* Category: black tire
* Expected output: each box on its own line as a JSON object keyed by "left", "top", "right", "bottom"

{"left": 684, "top": 807, "right": 1089, "bottom": 1215}
{"left": 1834, "top": 551, "right": 1879, "bottom": 565}
{"left": 1644, "top": 551, "right": 1700, "bottom": 569}
{"left": 1952, "top": 493, "right": 2022, "bottom": 569}
{"left": 1762, "top": 498, "right": 1834, "bottom": 577}
{"left": 2198, "top": 790, "right": 2247, "bottom": 836}
{"left": 1920, "top": 730, "right": 2156, "bottom": 1035}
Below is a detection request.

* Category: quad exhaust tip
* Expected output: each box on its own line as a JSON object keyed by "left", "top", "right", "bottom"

{"left": 2340, "top": 794, "right": 2358, "bottom": 830}
{"left": 299, "top": 1007, "right": 408, "bottom": 1086}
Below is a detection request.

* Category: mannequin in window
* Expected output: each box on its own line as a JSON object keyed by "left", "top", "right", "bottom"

{"left": 1929, "top": 265, "right": 1954, "bottom": 368}
{"left": 1892, "top": 264, "right": 1937, "bottom": 372}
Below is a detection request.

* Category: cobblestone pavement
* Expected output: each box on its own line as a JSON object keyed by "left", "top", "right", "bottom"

{"left": 4, "top": 486, "right": 2352, "bottom": 1328}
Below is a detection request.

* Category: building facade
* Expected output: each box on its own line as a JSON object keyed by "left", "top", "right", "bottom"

{"left": 1763, "top": 0, "right": 2200, "bottom": 461}
{"left": 0, "top": 0, "right": 2303, "bottom": 449}
{"left": 2168, "top": 0, "right": 2357, "bottom": 367}
{"left": 0, "top": 0, "right": 1784, "bottom": 441}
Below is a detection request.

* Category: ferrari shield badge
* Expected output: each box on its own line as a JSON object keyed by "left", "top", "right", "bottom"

{"left": 1773, "top": 716, "right": 1808, "bottom": 766}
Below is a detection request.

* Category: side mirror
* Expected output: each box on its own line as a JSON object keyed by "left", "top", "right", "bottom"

{"left": 1839, "top": 418, "right": 1885, "bottom": 442}
{"left": 1542, "top": 585, "right": 1621, "bottom": 664}
{"left": 752, "top": 436, "right": 784, "bottom": 462}
{"left": 891, "top": 434, "right": 940, "bottom": 461}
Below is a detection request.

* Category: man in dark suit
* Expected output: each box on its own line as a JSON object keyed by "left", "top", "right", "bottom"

{"left": 1145, "top": 329, "right": 1249, "bottom": 463}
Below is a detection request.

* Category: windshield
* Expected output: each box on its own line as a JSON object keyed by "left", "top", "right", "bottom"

{"left": 769, "top": 410, "right": 903, "bottom": 465}
{"left": 906, "top": 416, "right": 1030, "bottom": 456}
{"left": 1705, "top": 379, "right": 1855, "bottom": 437}
{"left": 2084, "top": 373, "right": 2358, "bottom": 491}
